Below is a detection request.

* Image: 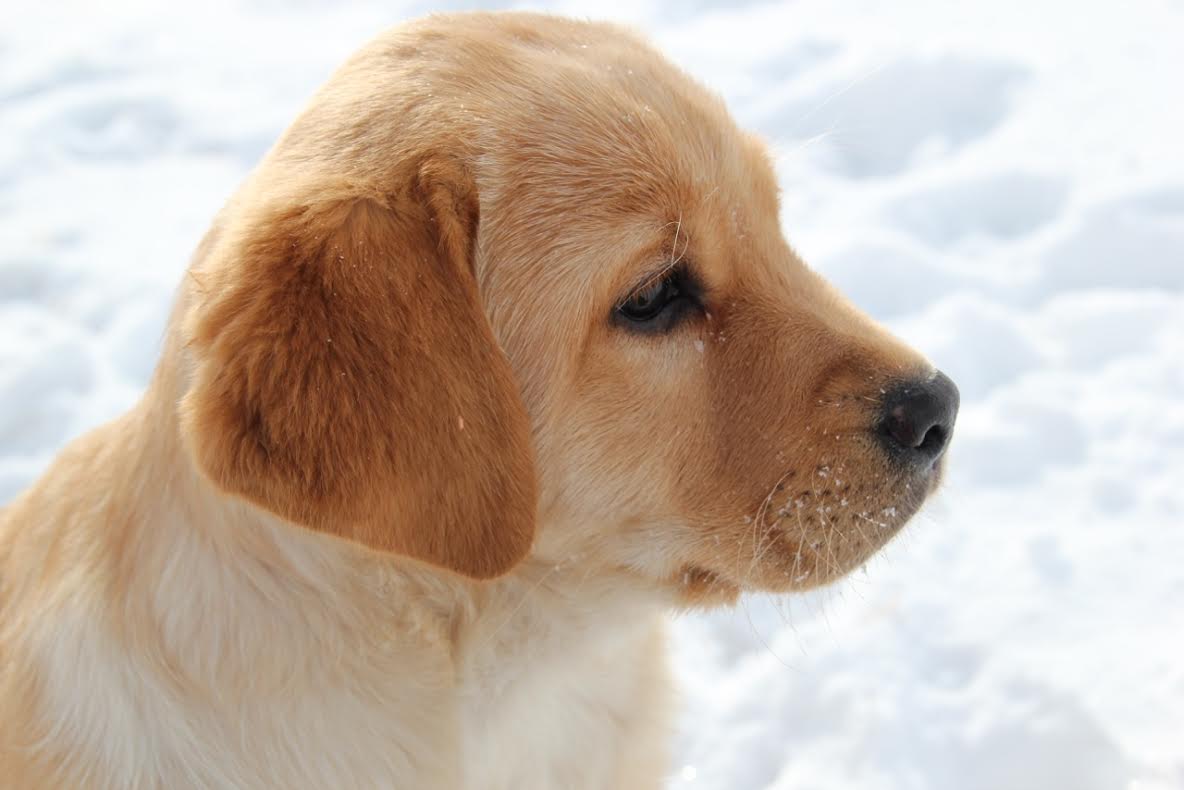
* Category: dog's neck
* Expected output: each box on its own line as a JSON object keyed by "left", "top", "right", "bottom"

{"left": 98, "top": 335, "right": 663, "bottom": 690}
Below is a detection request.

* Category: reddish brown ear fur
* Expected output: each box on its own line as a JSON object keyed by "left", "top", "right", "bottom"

{"left": 179, "top": 164, "right": 537, "bottom": 579}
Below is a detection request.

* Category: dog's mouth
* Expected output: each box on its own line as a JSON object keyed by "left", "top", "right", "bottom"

{"left": 664, "top": 371, "right": 958, "bottom": 608}
{"left": 672, "top": 456, "right": 944, "bottom": 606}
{"left": 675, "top": 566, "right": 743, "bottom": 608}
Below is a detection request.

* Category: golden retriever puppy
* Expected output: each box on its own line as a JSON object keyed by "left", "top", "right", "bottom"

{"left": 0, "top": 11, "right": 958, "bottom": 789}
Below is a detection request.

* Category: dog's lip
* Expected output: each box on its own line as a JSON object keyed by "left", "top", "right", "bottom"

{"left": 676, "top": 565, "right": 742, "bottom": 605}
{"left": 877, "top": 464, "right": 937, "bottom": 523}
{"left": 927, "top": 456, "right": 948, "bottom": 491}
{"left": 874, "top": 460, "right": 942, "bottom": 533}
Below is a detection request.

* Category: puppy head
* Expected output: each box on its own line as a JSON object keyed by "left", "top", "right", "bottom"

{"left": 178, "top": 13, "right": 957, "bottom": 596}
{"left": 456, "top": 15, "right": 960, "bottom": 603}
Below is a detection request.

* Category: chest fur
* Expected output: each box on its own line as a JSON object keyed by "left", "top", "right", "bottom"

{"left": 459, "top": 612, "right": 666, "bottom": 790}
{"left": 13, "top": 566, "right": 669, "bottom": 790}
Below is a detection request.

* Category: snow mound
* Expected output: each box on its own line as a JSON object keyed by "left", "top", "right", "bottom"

{"left": 3, "top": 1, "right": 1182, "bottom": 787}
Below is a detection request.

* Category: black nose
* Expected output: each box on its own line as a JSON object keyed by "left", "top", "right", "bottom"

{"left": 876, "top": 371, "right": 960, "bottom": 467}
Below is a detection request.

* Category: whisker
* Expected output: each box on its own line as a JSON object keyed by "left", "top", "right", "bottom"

{"left": 472, "top": 562, "right": 563, "bottom": 654}
{"left": 738, "top": 594, "right": 796, "bottom": 670}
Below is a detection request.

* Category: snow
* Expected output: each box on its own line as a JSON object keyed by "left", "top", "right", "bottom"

{"left": 2, "top": 1, "right": 1182, "bottom": 787}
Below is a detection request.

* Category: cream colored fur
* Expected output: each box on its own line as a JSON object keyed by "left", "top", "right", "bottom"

{"left": 0, "top": 11, "right": 947, "bottom": 789}
{"left": 0, "top": 334, "right": 671, "bottom": 787}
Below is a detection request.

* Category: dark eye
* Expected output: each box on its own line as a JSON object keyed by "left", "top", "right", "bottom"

{"left": 618, "top": 276, "right": 679, "bottom": 323}
{"left": 613, "top": 265, "right": 702, "bottom": 333}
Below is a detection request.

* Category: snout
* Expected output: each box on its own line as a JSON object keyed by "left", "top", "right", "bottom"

{"left": 875, "top": 371, "right": 960, "bottom": 469}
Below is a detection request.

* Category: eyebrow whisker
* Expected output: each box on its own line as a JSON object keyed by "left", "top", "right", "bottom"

{"left": 644, "top": 212, "right": 691, "bottom": 289}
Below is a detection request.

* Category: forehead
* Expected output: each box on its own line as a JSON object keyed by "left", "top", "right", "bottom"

{"left": 499, "top": 40, "right": 774, "bottom": 210}
{"left": 475, "top": 23, "right": 783, "bottom": 292}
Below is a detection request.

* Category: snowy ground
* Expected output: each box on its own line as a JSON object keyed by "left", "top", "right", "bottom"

{"left": 2, "top": 1, "right": 1181, "bottom": 787}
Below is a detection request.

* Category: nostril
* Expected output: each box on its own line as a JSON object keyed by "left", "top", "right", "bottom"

{"left": 883, "top": 404, "right": 926, "bottom": 449}
{"left": 875, "top": 371, "right": 959, "bottom": 467}
{"left": 917, "top": 424, "right": 948, "bottom": 455}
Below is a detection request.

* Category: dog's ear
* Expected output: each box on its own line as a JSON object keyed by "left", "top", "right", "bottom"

{"left": 178, "top": 161, "right": 536, "bottom": 579}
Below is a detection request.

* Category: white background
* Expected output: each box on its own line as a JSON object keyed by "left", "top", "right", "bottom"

{"left": 2, "top": 1, "right": 1181, "bottom": 787}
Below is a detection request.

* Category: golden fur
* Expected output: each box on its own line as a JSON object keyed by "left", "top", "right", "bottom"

{"left": 0, "top": 12, "right": 948, "bottom": 788}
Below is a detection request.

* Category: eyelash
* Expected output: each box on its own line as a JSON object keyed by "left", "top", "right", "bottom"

{"left": 613, "top": 265, "right": 703, "bottom": 334}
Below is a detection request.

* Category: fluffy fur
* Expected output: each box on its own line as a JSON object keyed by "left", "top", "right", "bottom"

{"left": 0, "top": 12, "right": 948, "bottom": 788}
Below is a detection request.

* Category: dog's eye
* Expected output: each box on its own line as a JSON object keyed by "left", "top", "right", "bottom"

{"left": 619, "top": 276, "right": 679, "bottom": 322}
{"left": 614, "top": 266, "right": 701, "bottom": 333}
